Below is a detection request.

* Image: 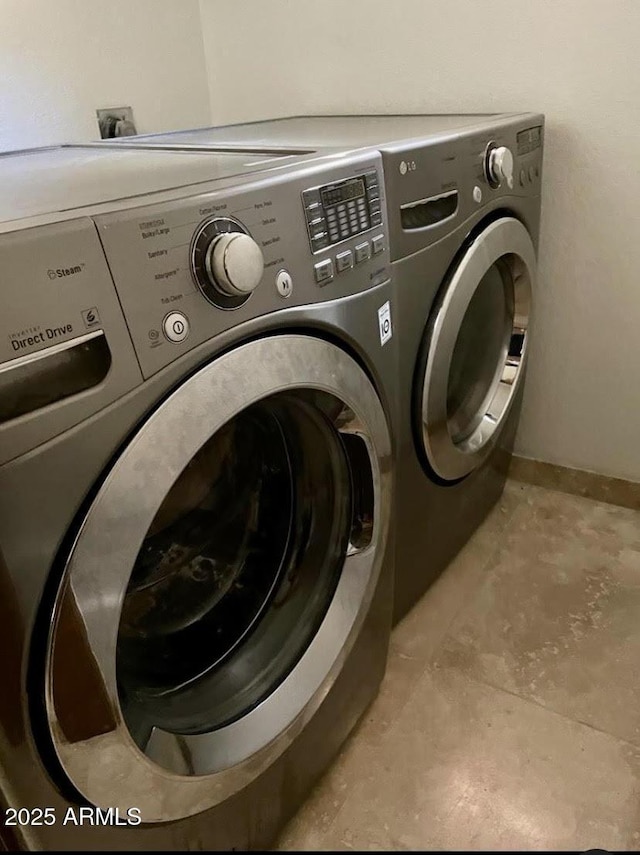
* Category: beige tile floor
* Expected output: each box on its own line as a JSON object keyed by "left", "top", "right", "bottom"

{"left": 276, "top": 480, "right": 640, "bottom": 851}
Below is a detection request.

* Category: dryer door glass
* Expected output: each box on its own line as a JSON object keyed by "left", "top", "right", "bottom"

{"left": 446, "top": 258, "right": 513, "bottom": 444}
{"left": 418, "top": 217, "right": 535, "bottom": 482}
{"left": 44, "top": 335, "right": 392, "bottom": 823}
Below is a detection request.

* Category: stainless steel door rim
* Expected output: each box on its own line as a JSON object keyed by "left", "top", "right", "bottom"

{"left": 420, "top": 217, "right": 535, "bottom": 481}
{"left": 44, "top": 335, "right": 392, "bottom": 823}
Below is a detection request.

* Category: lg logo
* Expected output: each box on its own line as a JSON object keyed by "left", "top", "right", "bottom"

{"left": 399, "top": 160, "right": 417, "bottom": 175}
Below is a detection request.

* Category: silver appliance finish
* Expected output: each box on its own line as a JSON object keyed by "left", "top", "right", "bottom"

{"left": 134, "top": 114, "right": 543, "bottom": 622}
{"left": 420, "top": 217, "right": 535, "bottom": 481}
{"left": 100, "top": 113, "right": 507, "bottom": 149}
{"left": 0, "top": 145, "right": 397, "bottom": 848}
{"left": 47, "top": 337, "right": 390, "bottom": 822}
{"left": 0, "top": 145, "right": 313, "bottom": 227}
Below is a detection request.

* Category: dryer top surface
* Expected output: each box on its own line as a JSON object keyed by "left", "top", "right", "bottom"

{"left": 105, "top": 113, "right": 539, "bottom": 150}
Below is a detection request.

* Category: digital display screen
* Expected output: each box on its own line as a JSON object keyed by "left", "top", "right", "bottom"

{"left": 517, "top": 126, "right": 542, "bottom": 155}
{"left": 321, "top": 178, "right": 365, "bottom": 208}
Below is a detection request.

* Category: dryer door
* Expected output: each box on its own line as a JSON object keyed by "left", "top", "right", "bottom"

{"left": 416, "top": 217, "right": 535, "bottom": 482}
{"left": 44, "top": 335, "right": 391, "bottom": 823}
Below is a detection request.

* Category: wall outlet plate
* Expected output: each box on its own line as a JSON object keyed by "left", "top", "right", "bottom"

{"left": 96, "top": 106, "right": 137, "bottom": 139}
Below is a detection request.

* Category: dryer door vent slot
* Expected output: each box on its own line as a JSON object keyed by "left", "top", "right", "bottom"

{"left": 400, "top": 189, "right": 458, "bottom": 230}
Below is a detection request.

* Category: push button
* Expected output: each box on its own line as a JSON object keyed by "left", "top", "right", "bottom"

{"left": 163, "top": 312, "right": 190, "bottom": 343}
{"left": 354, "top": 241, "right": 371, "bottom": 264}
{"left": 311, "top": 232, "right": 329, "bottom": 251}
{"left": 368, "top": 198, "right": 383, "bottom": 226}
{"left": 314, "top": 258, "right": 334, "bottom": 284}
{"left": 303, "top": 189, "right": 321, "bottom": 208}
{"left": 372, "top": 234, "right": 385, "bottom": 255}
{"left": 336, "top": 250, "right": 354, "bottom": 272}
{"left": 275, "top": 268, "right": 293, "bottom": 298}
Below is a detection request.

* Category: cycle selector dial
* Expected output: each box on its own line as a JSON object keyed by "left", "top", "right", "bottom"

{"left": 191, "top": 217, "right": 264, "bottom": 309}
{"left": 205, "top": 232, "right": 264, "bottom": 297}
{"left": 486, "top": 145, "right": 514, "bottom": 190}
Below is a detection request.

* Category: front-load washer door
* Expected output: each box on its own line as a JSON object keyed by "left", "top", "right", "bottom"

{"left": 44, "top": 335, "right": 391, "bottom": 823}
{"left": 416, "top": 217, "right": 535, "bottom": 482}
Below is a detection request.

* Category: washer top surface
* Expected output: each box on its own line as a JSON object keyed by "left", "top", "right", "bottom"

{"left": 0, "top": 145, "right": 315, "bottom": 225}
{"left": 109, "top": 113, "right": 524, "bottom": 149}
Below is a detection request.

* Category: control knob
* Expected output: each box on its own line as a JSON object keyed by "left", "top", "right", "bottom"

{"left": 486, "top": 145, "right": 514, "bottom": 190}
{"left": 205, "top": 232, "right": 264, "bottom": 297}
{"left": 191, "top": 217, "right": 264, "bottom": 309}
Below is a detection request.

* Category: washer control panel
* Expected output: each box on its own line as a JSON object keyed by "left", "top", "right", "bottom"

{"left": 93, "top": 151, "right": 390, "bottom": 379}
{"left": 303, "top": 169, "right": 383, "bottom": 254}
{"left": 311, "top": 232, "right": 385, "bottom": 287}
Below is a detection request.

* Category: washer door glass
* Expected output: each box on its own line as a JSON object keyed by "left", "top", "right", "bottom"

{"left": 117, "top": 391, "right": 352, "bottom": 744}
{"left": 44, "top": 335, "right": 391, "bottom": 823}
{"left": 417, "top": 217, "right": 535, "bottom": 482}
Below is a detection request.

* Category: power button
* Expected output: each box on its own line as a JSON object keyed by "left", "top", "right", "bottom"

{"left": 163, "top": 311, "right": 190, "bottom": 343}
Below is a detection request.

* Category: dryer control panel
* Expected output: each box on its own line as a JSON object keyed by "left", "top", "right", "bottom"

{"left": 379, "top": 114, "right": 544, "bottom": 262}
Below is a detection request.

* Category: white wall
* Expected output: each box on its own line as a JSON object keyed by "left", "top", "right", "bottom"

{"left": 3, "top": 1, "right": 638, "bottom": 482}
{"left": 200, "top": 0, "right": 640, "bottom": 482}
{"left": 0, "top": 0, "right": 210, "bottom": 151}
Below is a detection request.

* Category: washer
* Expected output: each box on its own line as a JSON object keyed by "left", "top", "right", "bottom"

{"left": 0, "top": 144, "right": 396, "bottom": 848}
{"left": 120, "top": 114, "right": 542, "bottom": 622}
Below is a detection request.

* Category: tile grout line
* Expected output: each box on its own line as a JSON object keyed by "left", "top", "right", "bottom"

{"left": 298, "top": 496, "right": 531, "bottom": 849}
{"left": 443, "top": 665, "right": 640, "bottom": 753}
{"left": 386, "top": 538, "right": 501, "bottom": 723}
{"left": 421, "top": 491, "right": 529, "bottom": 665}
{"left": 511, "top": 478, "right": 640, "bottom": 515}
{"left": 378, "top": 492, "right": 530, "bottom": 747}
{"left": 426, "top": 482, "right": 640, "bottom": 753}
